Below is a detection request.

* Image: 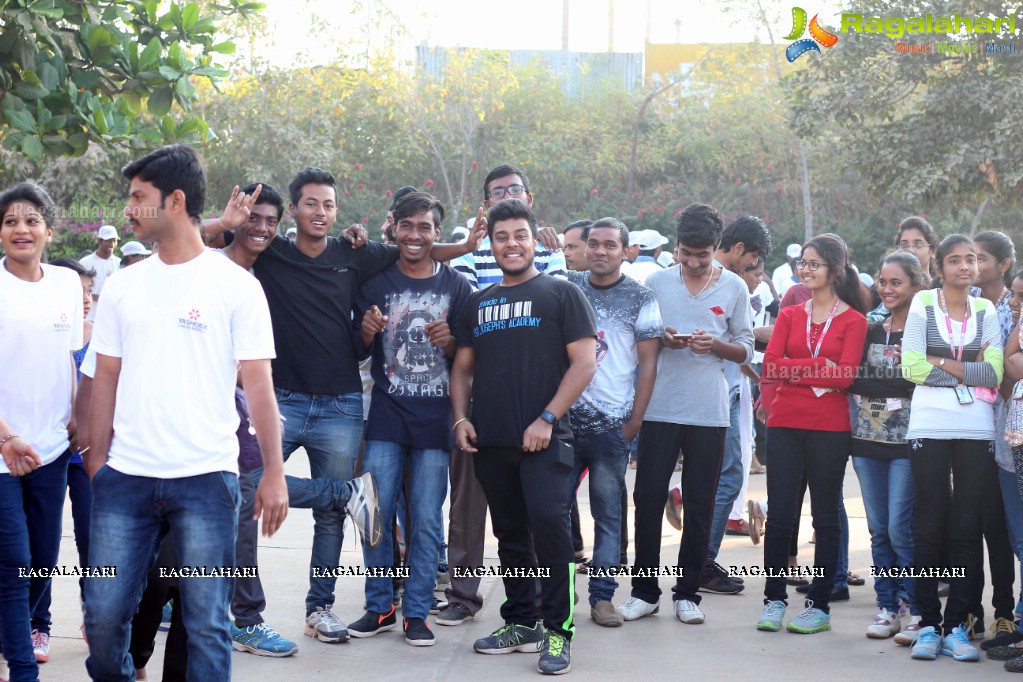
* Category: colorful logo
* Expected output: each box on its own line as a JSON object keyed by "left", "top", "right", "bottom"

{"left": 189, "top": 309, "right": 201, "bottom": 321}
{"left": 785, "top": 7, "right": 839, "bottom": 62}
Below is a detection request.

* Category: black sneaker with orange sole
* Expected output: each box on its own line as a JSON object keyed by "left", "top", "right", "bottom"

{"left": 349, "top": 607, "right": 397, "bottom": 638}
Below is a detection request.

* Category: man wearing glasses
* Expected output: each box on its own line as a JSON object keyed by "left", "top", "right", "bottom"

{"left": 440, "top": 165, "right": 569, "bottom": 627}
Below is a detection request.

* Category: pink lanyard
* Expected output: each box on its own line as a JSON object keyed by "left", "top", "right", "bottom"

{"left": 805, "top": 299, "right": 840, "bottom": 358}
{"left": 937, "top": 289, "right": 971, "bottom": 362}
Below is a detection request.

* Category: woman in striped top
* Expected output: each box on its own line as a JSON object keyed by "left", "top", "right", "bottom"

{"left": 901, "top": 234, "right": 1003, "bottom": 662}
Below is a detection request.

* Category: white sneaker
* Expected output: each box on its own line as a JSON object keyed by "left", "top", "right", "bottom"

{"left": 616, "top": 597, "right": 658, "bottom": 621}
{"left": 674, "top": 599, "right": 705, "bottom": 624}
{"left": 894, "top": 615, "right": 922, "bottom": 646}
{"left": 345, "top": 472, "right": 382, "bottom": 548}
{"left": 866, "top": 608, "right": 901, "bottom": 639}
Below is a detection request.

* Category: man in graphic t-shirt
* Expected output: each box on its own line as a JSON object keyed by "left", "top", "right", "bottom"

{"left": 564, "top": 217, "right": 663, "bottom": 628}
{"left": 345, "top": 192, "right": 472, "bottom": 647}
{"left": 202, "top": 167, "right": 482, "bottom": 643}
{"left": 451, "top": 199, "right": 596, "bottom": 675}
{"left": 441, "top": 164, "right": 568, "bottom": 628}
{"left": 617, "top": 203, "right": 754, "bottom": 627}
{"left": 84, "top": 145, "right": 289, "bottom": 680}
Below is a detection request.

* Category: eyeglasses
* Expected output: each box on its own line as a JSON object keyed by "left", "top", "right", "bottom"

{"left": 794, "top": 259, "right": 824, "bottom": 271}
{"left": 898, "top": 240, "right": 929, "bottom": 250}
{"left": 487, "top": 184, "right": 527, "bottom": 199}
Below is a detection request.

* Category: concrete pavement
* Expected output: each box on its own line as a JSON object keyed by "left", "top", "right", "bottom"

{"left": 23, "top": 450, "right": 1007, "bottom": 680}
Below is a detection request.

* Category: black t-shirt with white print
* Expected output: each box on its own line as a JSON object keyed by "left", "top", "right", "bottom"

{"left": 455, "top": 272, "right": 597, "bottom": 448}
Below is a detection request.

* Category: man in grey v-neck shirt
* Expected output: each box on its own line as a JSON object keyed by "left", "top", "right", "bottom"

{"left": 616, "top": 203, "right": 753, "bottom": 627}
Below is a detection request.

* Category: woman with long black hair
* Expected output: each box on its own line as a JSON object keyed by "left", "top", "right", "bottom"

{"left": 757, "top": 233, "right": 868, "bottom": 635}
{"left": 0, "top": 182, "right": 84, "bottom": 680}
{"left": 902, "top": 234, "right": 1002, "bottom": 663}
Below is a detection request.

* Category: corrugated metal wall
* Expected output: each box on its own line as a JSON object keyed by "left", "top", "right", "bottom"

{"left": 415, "top": 45, "right": 644, "bottom": 95}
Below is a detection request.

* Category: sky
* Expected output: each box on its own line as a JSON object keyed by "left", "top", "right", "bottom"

{"left": 253, "top": 0, "right": 829, "bottom": 67}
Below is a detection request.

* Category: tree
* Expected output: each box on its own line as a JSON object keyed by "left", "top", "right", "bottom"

{"left": 0, "top": 0, "right": 264, "bottom": 159}
{"left": 784, "top": 0, "right": 1023, "bottom": 228}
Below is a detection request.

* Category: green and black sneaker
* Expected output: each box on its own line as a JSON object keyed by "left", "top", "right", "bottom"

{"left": 473, "top": 621, "right": 544, "bottom": 654}
{"left": 537, "top": 631, "right": 571, "bottom": 675}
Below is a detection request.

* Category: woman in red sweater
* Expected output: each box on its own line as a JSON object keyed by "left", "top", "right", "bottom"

{"left": 756, "top": 233, "right": 868, "bottom": 634}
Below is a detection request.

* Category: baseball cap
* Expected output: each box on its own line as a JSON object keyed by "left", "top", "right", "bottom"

{"left": 632, "top": 229, "right": 669, "bottom": 251}
{"left": 285, "top": 227, "right": 298, "bottom": 238}
{"left": 98, "top": 225, "right": 118, "bottom": 240}
{"left": 120, "top": 241, "right": 151, "bottom": 257}
{"left": 656, "top": 252, "right": 675, "bottom": 268}
{"left": 786, "top": 243, "right": 801, "bottom": 259}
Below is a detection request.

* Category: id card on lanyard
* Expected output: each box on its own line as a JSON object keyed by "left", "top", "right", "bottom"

{"left": 937, "top": 289, "right": 972, "bottom": 404}
{"left": 807, "top": 299, "right": 840, "bottom": 397}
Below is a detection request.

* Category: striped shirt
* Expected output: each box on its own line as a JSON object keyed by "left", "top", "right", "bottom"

{"left": 902, "top": 289, "right": 1003, "bottom": 440}
{"left": 451, "top": 237, "right": 567, "bottom": 290}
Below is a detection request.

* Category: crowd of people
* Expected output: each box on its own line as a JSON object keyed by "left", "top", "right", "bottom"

{"left": 2, "top": 143, "right": 1023, "bottom": 679}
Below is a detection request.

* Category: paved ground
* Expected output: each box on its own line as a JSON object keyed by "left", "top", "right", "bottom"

{"left": 18, "top": 450, "right": 1008, "bottom": 680}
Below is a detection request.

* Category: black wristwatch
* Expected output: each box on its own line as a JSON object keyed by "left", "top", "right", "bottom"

{"left": 539, "top": 410, "right": 558, "bottom": 425}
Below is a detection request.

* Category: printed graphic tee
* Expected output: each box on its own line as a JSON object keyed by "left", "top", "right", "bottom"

{"left": 357, "top": 264, "right": 473, "bottom": 450}
{"left": 456, "top": 273, "right": 596, "bottom": 448}
{"left": 566, "top": 271, "right": 663, "bottom": 434}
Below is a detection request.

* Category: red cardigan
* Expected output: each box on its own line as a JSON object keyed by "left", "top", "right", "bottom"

{"left": 763, "top": 304, "right": 868, "bottom": 431}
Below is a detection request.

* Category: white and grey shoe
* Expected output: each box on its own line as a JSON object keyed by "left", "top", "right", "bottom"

{"left": 346, "top": 472, "right": 382, "bottom": 548}
{"left": 304, "top": 607, "right": 349, "bottom": 643}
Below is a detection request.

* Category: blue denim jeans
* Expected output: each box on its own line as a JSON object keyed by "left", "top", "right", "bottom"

{"left": 0, "top": 453, "right": 68, "bottom": 682}
{"left": 270, "top": 389, "right": 363, "bottom": 612}
{"left": 852, "top": 456, "right": 917, "bottom": 613}
{"left": 708, "top": 396, "right": 743, "bottom": 561}
{"left": 570, "top": 426, "right": 629, "bottom": 605}
{"left": 84, "top": 467, "right": 239, "bottom": 681}
{"left": 998, "top": 467, "right": 1023, "bottom": 600}
{"left": 362, "top": 441, "right": 449, "bottom": 619}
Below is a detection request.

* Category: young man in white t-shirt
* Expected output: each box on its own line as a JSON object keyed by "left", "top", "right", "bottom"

{"left": 82, "top": 145, "right": 289, "bottom": 681}
{"left": 79, "top": 224, "right": 119, "bottom": 321}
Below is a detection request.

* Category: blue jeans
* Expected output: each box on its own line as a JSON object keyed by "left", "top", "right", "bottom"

{"left": 852, "top": 456, "right": 916, "bottom": 612}
{"left": 708, "top": 396, "right": 743, "bottom": 562}
{"left": 85, "top": 467, "right": 239, "bottom": 682}
{"left": 836, "top": 498, "right": 849, "bottom": 590}
{"left": 570, "top": 427, "right": 629, "bottom": 605}
{"left": 272, "top": 389, "right": 363, "bottom": 612}
{"left": 362, "top": 441, "right": 449, "bottom": 619}
{"left": 0, "top": 454, "right": 68, "bottom": 682}
{"left": 998, "top": 467, "right": 1023, "bottom": 599}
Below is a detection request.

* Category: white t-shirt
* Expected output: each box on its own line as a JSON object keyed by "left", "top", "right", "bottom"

{"left": 771, "top": 262, "right": 796, "bottom": 296}
{"left": 91, "top": 249, "right": 275, "bottom": 478}
{"left": 80, "top": 251, "right": 120, "bottom": 321}
{"left": 624, "top": 258, "right": 662, "bottom": 285}
{"left": 0, "top": 260, "right": 84, "bottom": 472}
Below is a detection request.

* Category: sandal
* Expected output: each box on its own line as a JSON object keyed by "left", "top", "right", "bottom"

{"left": 847, "top": 571, "right": 865, "bottom": 586}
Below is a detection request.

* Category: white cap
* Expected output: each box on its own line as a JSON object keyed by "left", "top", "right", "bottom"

{"left": 786, "top": 243, "right": 802, "bottom": 258}
{"left": 632, "top": 229, "right": 669, "bottom": 250}
{"left": 858, "top": 272, "right": 874, "bottom": 288}
{"left": 285, "top": 227, "right": 298, "bottom": 237}
{"left": 98, "top": 225, "right": 118, "bottom": 240}
{"left": 121, "top": 241, "right": 151, "bottom": 256}
{"left": 656, "top": 252, "right": 674, "bottom": 268}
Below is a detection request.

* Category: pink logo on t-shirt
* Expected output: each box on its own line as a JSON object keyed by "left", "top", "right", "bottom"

{"left": 179, "top": 308, "right": 208, "bottom": 333}
{"left": 53, "top": 312, "right": 71, "bottom": 333}
{"left": 710, "top": 306, "right": 725, "bottom": 316}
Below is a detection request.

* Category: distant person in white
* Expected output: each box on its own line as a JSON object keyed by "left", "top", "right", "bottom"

{"left": 771, "top": 243, "right": 802, "bottom": 296}
{"left": 79, "top": 224, "right": 119, "bottom": 321}
{"left": 623, "top": 229, "right": 668, "bottom": 284}
{"left": 119, "top": 240, "right": 151, "bottom": 268}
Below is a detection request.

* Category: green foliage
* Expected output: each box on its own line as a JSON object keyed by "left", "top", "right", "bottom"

{"left": 0, "top": 0, "right": 262, "bottom": 159}
{"left": 784, "top": 0, "right": 1023, "bottom": 209}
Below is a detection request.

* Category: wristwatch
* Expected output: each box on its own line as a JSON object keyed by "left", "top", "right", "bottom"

{"left": 539, "top": 410, "right": 558, "bottom": 425}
